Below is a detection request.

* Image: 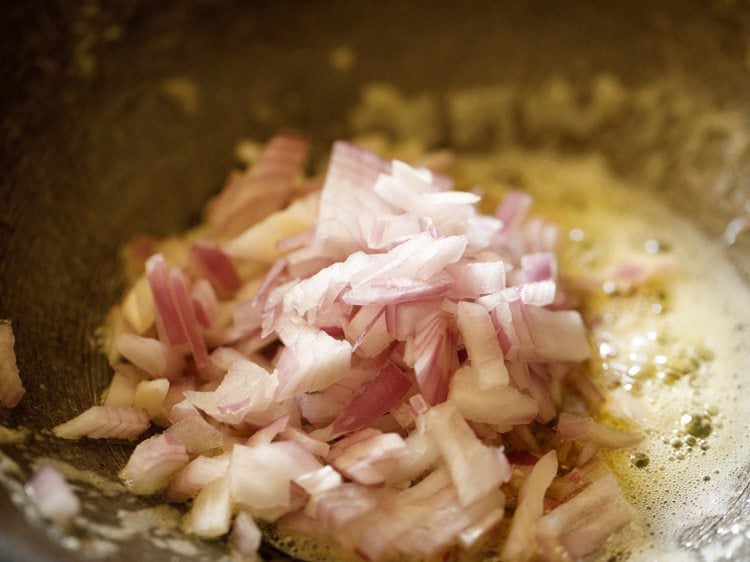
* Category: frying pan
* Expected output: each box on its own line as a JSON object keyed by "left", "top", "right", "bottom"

{"left": 1, "top": 1, "right": 749, "bottom": 560}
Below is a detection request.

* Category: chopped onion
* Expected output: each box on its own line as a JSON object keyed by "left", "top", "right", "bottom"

{"left": 25, "top": 464, "right": 80, "bottom": 524}
{"left": 115, "top": 333, "right": 186, "bottom": 381}
{"left": 119, "top": 433, "right": 189, "bottom": 494}
{"left": 53, "top": 406, "right": 150, "bottom": 440}
{"left": 231, "top": 510, "right": 262, "bottom": 556}
{"left": 557, "top": 413, "right": 642, "bottom": 448}
{"left": 418, "top": 402, "right": 510, "bottom": 506}
{"left": 184, "top": 476, "right": 232, "bottom": 538}
{"left": 501, "top": 450, "right": 558, "bottom": 560}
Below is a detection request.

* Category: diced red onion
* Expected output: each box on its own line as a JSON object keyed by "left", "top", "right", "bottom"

{"left": 418, "top": 402, "right": 510, "bottom": 506}
{"left": 557, "top": 413, "right": 641, "bottom": 448}
{"left": 191, "top": 279, "right": 219, "bottom": 329}
{"left": 535, "top": 474, "right": 635, "bottom": 560}
{"left": 25, "top": 464, "right": 80, "bottom": 524}
{"left": 167, "top": 415, "right": 224, "bottom": 455}
{"left": 53, "top": 406, "right": 150, "bottom": 440}
{"left": 501, "top": 450, "right": 558, "bottom": 561}
{"left": 332, "top": 362, "right": 411, "bottom": 435}
{"left": 166, "top": 452, "right": 230, "bottom": 502}
{"left": 119, "top": 433, "right": 189, "bottom": 494}
{"left": 456, "top": 301, "right": 508, "bottom": 388}
{"left": 186, "top": 359, "right": 277, "bottom": 424}
{"left": 229, "top": 442, "right": 322, "bottom": 513}
{"left": 208, "top": 135, "right": 310, "bottom": 236}
{"left": 231, "top": 510, "right": 262, "bottom": 556}
{"left": 115, "top": 333, "right": 186, "bottom": 381}
{"left": 145, "top": 254, "right": 188, "bottom": 348}
{"left": 184, "top": 476, "right": 232, "bottom": 538}
{"left": 274, "top": 316, "right": 352, "bottom": 400}
{"left": 448, "top": 366, "right": 537, "bottom": 431}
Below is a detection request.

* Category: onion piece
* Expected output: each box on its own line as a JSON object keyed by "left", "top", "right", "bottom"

{"left": 25, "top": 464, "right": 80, "bottom": 524}
{"left": 501, "top": 450, "right": 558, "bottom": 561}
{"left": 169, "top": 268, "right": 210, "bottom": 369}
{"left": 115, "top": 333, "right": 186, "bottom": 381}
{"left": 274, "top": 316, "right": 352, "bottom": 400}
{"left": 53, "top": 406, "right": 150, "bottom": 440}
{"left": 448, "top": 366, "right": 537, "bottom": 431}
{"left": 521, "top": 305, "right": 590, "bottom": 362}
{"left": 418, "top": 402, "right": 510, "bottom": 506}
{"left": 535, "top": 474, "right": 635, "bottom": 560}
{"left": 496, "top": 190, "right": 532, "bottom": 234}
{"left": 0, "top": 320, "right": 25, "bottom": 408}
{"left": 119, "top": 433, "right": 189, "bottom": 494}
{"left": 330, "top": 431, "right": 407, "bottom": 485}
{"left": 229, "top": 442, "right": 322, "bottom": 514}
{"left": 316, "top": 141, "right": 393, "bottom": 253}
{"left": 133, "top": 379, "right": 170, "bottom": 424}
{"left": 456, "top": 301, "right": 508, "bottom": 388}
{"left": 223, "top": 192, "right": 318, "bottom": 263}
{"left": 191, "top": 279, "right": 219, "bottom": 329}
{"left": 186, "top": 359, "right": 277, "bottom": 425}
{"left": 208, "top": 134, "right": 310, "bottom": 237}
{"left": 294, "top": 465, "right": 343, "bottom": 496}
{"left": 121, "top": 275, "right": 155, "bottom": 334}
{"left": 101, "top": 366, "right": 143, "bottom": 407}
{"left": 166, "top": 452, "right": 231, "bottom": 502}
{"left": 332, "top": 362, "right": 411, "bottom": 435}
{"left": 557, "top": 413, "right": 641, "bottom": 448}
{"left": 231, "top": 510, "right": 262, "bottom": 556}
{"left": 408, "top": 313, "right": 456, "bottom": 406}
{"left": 184, "top": 476, "right": 232, "bottom": 538}
{"left": 146, "top": 254, "right": 188, "bottom": 348}
{"left": 167, "top": 415, "right": 224, "bottom": 455}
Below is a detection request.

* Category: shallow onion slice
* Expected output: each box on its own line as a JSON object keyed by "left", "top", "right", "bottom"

{"left": 535, "top": 474, "right": 636, "bottom": 560}
{"left": 229, "top": 441, "right": 322, "bottom": 513}
{"left": 0, "top": 320, "right": 25, "bottom": 408}
{"left": 496, "top": 189, "right": 533, "bottom": 234}
{"left": 557, "top": 413, "right": 642, "bottom": 448}
{"left": 446, "top": 261, "right": 506, "bottom": 299}
{"left": 245, "top": 415, "right": 291, "bottom": 447}
{"left": 294, "top": 465, "right": 343, "bottom": 496}
{"left": 501, "top": 450, "right": 558, "bottom": 561}
{"left": 121, "top": 275, "right": 155, "bottom": 334}
{"left": 184, "top": 476, "right": 232, "bottom": 538}
{"left": 456, "top": 301, "right": 508, "bottom": 387}
{"left": 119, "top": 433, "right": 189, "bottom": 495}
{"left": 191, "top": 279, "right": 219, "bottom": 329}
{"left": 132, "top": 379, "right": 169, "bottom": 424}
{"left": 53, "top": 406, "right": 150, "bottom": 440}
{"left": 167, "top": 415, "right": 224, "bottom": 455}
{"left": 169, "top": 268, "right": 210, "bottom": 369}
{"left": 186, "top": 359, "right": 277, "bottom": 425}
{"left": 329, "top": 431, "right": 407, "bottom": 485}
{"left": 145, "top": 254, "right": 187, "bottom": 347}
{"left": 223, "top": 192, "right": 319, "bottom": 263}
{"left": 521, "top": 305, "right": 590, "bottom": 362}
{"left": 315, "top": 140, "right": 393, "bottom": 252}
{"left": 383, "top": 429, "right": 440, "bottom": 486}
{"left": 281, "top": 252, "right": 371, "bottom": 321}
{"left": 166, "top": 452, "right": 230, "bottom": 502}
{"left": 367, "top": 214, "right": 423, "bottom": 250}
{"left": 231, "top": 511, "right": 263, "bottom": 556}
{"left": 345, "top": 270, "right": 454, "bottom": 307}
{"left": 332, "top": 362, "right": 411, "bottom": 435}
{"left": 114, "top": 334, "right": 186, "bottom": 381}
{"left": 448, "top": 366, "right": 538, "bottom": 432}
{"left": 101, "top": 368, "right": 142, "bottom": 408}
{"left": 208, "top": 134, "right": 310, "bottom": 237}
{"left": 274, "top": 316, "right": 352, "bottom": 400}
{"left": 25, "top": 464, "right": 80, "bottom": 524}
{"left": 522, "top": 252, "right": 557, "bottom": 283}
{"left": 409, "top": 313, "right": 456, "bottom": 406}
{"left": 418, "top": 402, "right": 511, "bottom": 506}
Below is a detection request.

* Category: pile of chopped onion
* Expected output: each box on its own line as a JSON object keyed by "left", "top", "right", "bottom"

{"left": 55, "top": 136, "right": 641, "bottom": 560}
